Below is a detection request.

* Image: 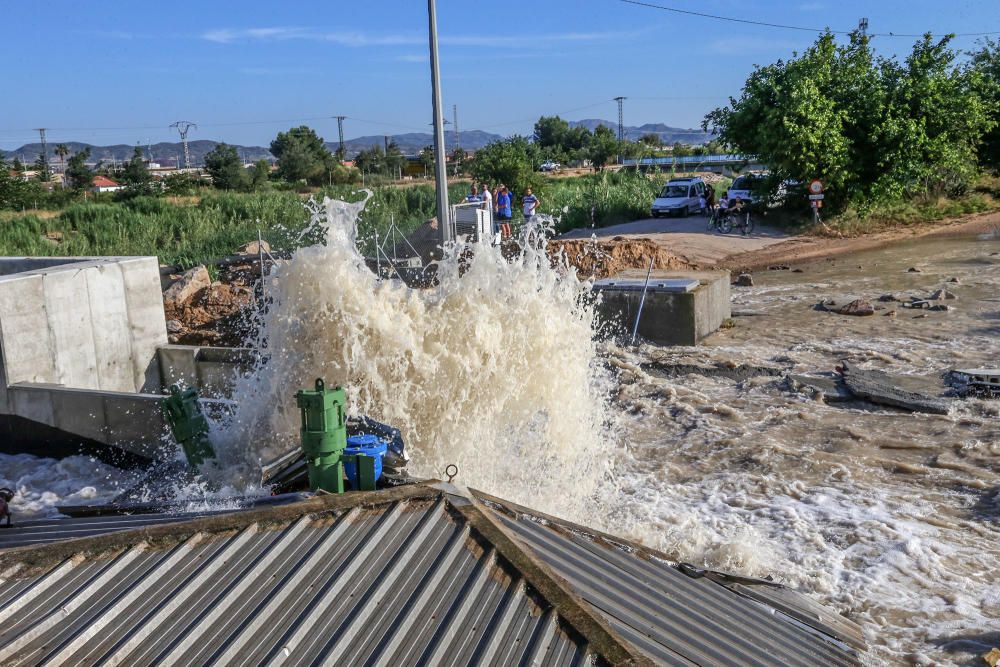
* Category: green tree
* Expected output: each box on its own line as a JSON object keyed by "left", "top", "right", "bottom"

{"left": 120, "top": 146, "right": 155, "bottom": 196}
{"left": 705, "top": 30, "right": 993, "bottom": 211}
{"left": 250, "top": 159, "right": 271, "bottom": 190}
{"left": 588, "top": 125, "right": 620, "bottom": 171}
{"left": 419, "top": 145, "right": 435, "bottom": 176}
{"left": 469, "top": 136, "right": 540, "bottom": 193}
{"left": 204, "top": 143, "right": 249, "bottom": 191}
{"left": 969, "top": 38, "right": 1000, "bottom": 169}
{"left": 638, "top": 133, "right": 662, "bottom": 147}
{"left": 65, "top": 148, "right": 94, "bottom": 190}
{"left": 54, "top": 144, "right": 70, "bottom": 178}
{"left": 354, "top": 145, "right": 384, "bottom": 175}
{"left": 270, "top": 126, "right": 333, "bottom": 184}
{"left": 384, "top": 140, "right": 406, "bottom": 179}
{"left": 0, "top": 158, "right": 46, "bottom": 209}
{"left": 533, "top": 116, "right": 570, "bottom": 149}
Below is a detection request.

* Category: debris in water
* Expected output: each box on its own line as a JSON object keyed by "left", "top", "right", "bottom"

{"left": 734, "top": 273, "right": 754, "bottom": 286}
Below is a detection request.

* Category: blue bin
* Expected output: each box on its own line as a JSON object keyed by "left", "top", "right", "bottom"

{"left": 344, "top": 434, "right": 388, "bottom": 486}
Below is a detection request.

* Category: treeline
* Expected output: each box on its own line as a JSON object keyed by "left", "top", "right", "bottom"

{"left": 705, "top": 32, "right": 1000, "bottom": 213}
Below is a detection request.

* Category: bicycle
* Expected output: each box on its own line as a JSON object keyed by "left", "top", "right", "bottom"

{"left": 707, "top": 207, "right": 733, "bottom": 234}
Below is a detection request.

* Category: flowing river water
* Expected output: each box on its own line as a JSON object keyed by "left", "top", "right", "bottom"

{"left": 2, "top": 200, "right": 997, "bottom": 665}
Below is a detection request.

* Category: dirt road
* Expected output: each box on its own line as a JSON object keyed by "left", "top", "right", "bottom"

{"left": 556, "top": 209, "right": 1000, "bottom": 272}
{"left": 557, "top": 215, "right": 790, "bottom": 267}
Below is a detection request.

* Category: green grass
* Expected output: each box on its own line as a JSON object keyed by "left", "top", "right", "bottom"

{"left": 0, "top": 183, "right": 474, "bottom": 268}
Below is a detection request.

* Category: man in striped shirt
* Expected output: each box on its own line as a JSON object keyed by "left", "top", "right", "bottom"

{"left": 522, "top": 188, "right": 540, "bottom": 223}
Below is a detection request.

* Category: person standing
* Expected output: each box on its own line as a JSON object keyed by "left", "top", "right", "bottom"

{"left": 465, "top": 184, "right": 481, "bottom": 203}
{"left": 496, "top": 185, "right": 513, "bottom": 239}
{"left": 704, "top": 183, "right": 716, "bottom": 211}
{"left": 522, "top": 187, "right": 540, "bottom": 224}
{"left": 480, "top": 183, "right": 492, "bottom": 210}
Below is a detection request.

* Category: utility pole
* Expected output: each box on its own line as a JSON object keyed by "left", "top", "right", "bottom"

{"left": 613, "top": 96, "right": 626, "bottom": 165}
{"left": 858, "top": 17, "right": 869, "bottom": 36}
{"left": 334, "top": 115, "right": 346, "bottom": 160}
{"left": 453, "top": 104, "right": 460, "bottom": 152}
{"left": 427, "top": 0, "right": 452, "bottom": 246}
{"left": 384, "top": 135, "right": 389, "bottom": 154}
{"left": 34, "top": 128, "right": 50, "bottom": 181}
{"left": 169, "top": 121, "right": 197, "bottom": 169}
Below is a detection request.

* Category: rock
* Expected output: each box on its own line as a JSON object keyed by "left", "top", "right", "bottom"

{"left": 835, "top": 299, "right": 875, "bottom": 316}
{"left": 878, "top": 294, "right": 898, "bottom": 302}
{"left": 884, "top": 310, "right": 897, "bottom": 318}
{"left": 930, "top": 289, "right": 957, "bottom": 301}
{"left": 236, "top": 239, "right": 271, "bottom": 256}
{"left": 905, "top": 299, "right": 931, "bottom": 309}
{"left": 767, "top": 265, "right": 790, "bottom": 271}
{"left": 162, "top": 265, "right": 211, "bottom": 306}
{"left": 928, "top": 304, "right": 953, "bottom": 312}
{"left": 984, "top": 647, "right": 1000, "bottom": 667}
{"left": 907, "top": 267, "right": 922, "bottom": 273}
{"left": 913, "top": 313, "right": 929, "bottom": 318}
{"left": 734, "top": 274, "right": 754, "bottom": 287}
{"left": 792, "top": 268, "right": 804, "bottom": 273}
{"left": 166, "top": 319, "right": 183, "bottom": 334}
{"left": 947, "top": 277, "right": 960, "bottom": 283}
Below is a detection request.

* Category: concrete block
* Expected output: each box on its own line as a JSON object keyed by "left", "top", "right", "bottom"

{"left": 0, "top": 275, "right": 57, "bottom": 387}
{"left": 9, "top": 384, "right": 57, "bottom": 427}
{"left": 85, "top": 263, "right": 135, "bottom": 393}
{"left": 119, "top": 257, "right": 168, "bottom": 392}
{"left": 50, "top": 386, "right": 108, "bottom": 442}
{"left": 594, "top": 270, "right": 731, "bottom": 346}
{"left": 42, "top": 269, "right": 99, "bottom": 388}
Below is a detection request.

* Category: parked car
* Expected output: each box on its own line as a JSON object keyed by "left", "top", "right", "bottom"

{"left": 539, "top": 161, "right": 561, "bottom": 172}
{"left": 726, "top": 174, "right": 765, "bottom": 207}
{"left": 650, "top": 177, "right": 705, "bottom": 217}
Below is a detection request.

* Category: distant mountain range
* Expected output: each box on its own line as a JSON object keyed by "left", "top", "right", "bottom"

{"left": 2, "top": 119, "right": 713, "bottom": 166}
{"left": 568, "top": 119, "right": 714, "bottom": 144}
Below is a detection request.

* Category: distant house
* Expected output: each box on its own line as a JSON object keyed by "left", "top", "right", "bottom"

{"left": 91, "top": 175, "right": 124, "bottom": 193}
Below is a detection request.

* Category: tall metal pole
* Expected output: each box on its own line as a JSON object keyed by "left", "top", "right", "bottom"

{"left": 334, "top": 115, "right": 346, "bottom": 160}
{"left": 427, "top": 0, "right": 452, "bottom": 245}
{"left": 614, "top": 96, "right": 626, "bottom": 165}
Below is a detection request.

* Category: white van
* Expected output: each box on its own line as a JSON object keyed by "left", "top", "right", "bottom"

{"left": 651, "top": 177, "right": 705, "bottom": 217}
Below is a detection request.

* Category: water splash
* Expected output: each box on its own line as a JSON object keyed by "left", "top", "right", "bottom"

{"left": 215, "top": 197, "right": 618, "bottom": 519}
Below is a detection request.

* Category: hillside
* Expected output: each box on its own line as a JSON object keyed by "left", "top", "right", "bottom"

{"left": 569, "top": 118, "right": 714, "bottom": 144}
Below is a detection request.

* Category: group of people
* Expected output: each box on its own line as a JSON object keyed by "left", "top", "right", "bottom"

{"left": 465, "top": 183, "right": 540, "bottom": 241}
{"left": 699, "top": 183, "right": 745, "bottom": 217}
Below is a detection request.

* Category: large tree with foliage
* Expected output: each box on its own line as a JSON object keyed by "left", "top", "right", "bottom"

{"left": 588, "top": 125, "right": 620, "bottom": 171}
{"left": 119, "top": 146, "right": 155, "bottom": 196}
{"left": 969, "top": 38, "right": 1000, "bottom": 170}
{"left": 204, "top": 143, "right": 249, "bottom": 191}
{"left": 0, "top": 158, "right": 46, "bottom": 209}
{"left": 705, "top": 30, "right": 994, "bottom": 211}
{"left": 470, "top": 136, "right": 540, "bottom": 193}
{"left": 270, "top": 126, "right": 334, "bottom": 184}
{"left": 65, "top": 148, "right": 94, "bottom": 190}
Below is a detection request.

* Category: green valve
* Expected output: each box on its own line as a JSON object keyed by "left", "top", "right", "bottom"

{"left": 295, "top": 378, "right": 347, "bottom": 494}
{"left": 162, "top": 384, "right": 216, "bottom": 469}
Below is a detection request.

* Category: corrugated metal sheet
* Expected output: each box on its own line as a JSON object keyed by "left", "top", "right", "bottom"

{"left": 0, "top": 497, "right": 589, "bottom": 666}
{"left": 0, "top": 484, "right": 865, "bottom": 666}
{"left": 486, "top": 498, "right": 863, "bottom": 667}
{"left": 0, "top": 510, "right": 235, "bottom": 549}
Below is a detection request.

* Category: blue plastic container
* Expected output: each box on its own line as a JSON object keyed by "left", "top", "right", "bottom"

{"left": 344, "top": 434, "right": 388, "bottom": 486}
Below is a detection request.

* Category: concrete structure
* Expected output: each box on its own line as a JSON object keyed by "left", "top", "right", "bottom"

{"left": 0, "top": 483, "right": 865, "bottom": 665}
{"left": 0, "top": 257, "right": 248, "bottom": 463}
{"left": 594, "top": 270, "right": 731, "bottom": 346}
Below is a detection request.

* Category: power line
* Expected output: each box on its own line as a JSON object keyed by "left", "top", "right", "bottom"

{"left": 617, "top": 0, "right": 1000, "bottom": 37}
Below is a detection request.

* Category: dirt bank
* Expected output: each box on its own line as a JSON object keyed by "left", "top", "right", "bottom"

{"left": 549, "top": 236, "right": 693, "bottom": 279}
{"left": 717, "top": 210, "right": 1000, "bottom": 272}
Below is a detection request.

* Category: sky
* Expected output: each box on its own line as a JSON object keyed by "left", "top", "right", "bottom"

{"left": 1, "top": 0, "right": 996, "bottom": 150}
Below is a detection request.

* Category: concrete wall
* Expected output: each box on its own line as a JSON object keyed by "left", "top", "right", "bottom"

{"left": 0, "top": 257, "right": 167, "bottom": 415}
{"left": 158, "top": 344, "right": 256, "bottom": 399}
{"left": 3, "top": 383, "right": 167, "bottom": 461}
{"left": 595, "top": 271, "right": 730, "bottom": 346}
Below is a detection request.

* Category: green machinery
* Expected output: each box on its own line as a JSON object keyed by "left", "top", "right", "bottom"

{"left": 295, "top": 378, "right": 378, "bottom": 493}
{"left": 161, "top": 384, "right": 217, "bottom": 469}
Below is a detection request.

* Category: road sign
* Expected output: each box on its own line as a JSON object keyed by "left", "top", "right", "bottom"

{"left": 809, "top": 193, "right": 825, "bottom": 200}
{"left": 809, "top": 179, "right": 824, "bottom": 194}
{"left": 810, "top": 200, "right": 823, "bottom": 209}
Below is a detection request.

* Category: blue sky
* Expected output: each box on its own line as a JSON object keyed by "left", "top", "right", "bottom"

{"left": 1, "top": 0, "right": 995, "bottom": 150}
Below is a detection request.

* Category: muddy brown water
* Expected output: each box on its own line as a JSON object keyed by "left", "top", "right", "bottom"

{"left": 605, "top": 233, "right": 999, "bottom": 665}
